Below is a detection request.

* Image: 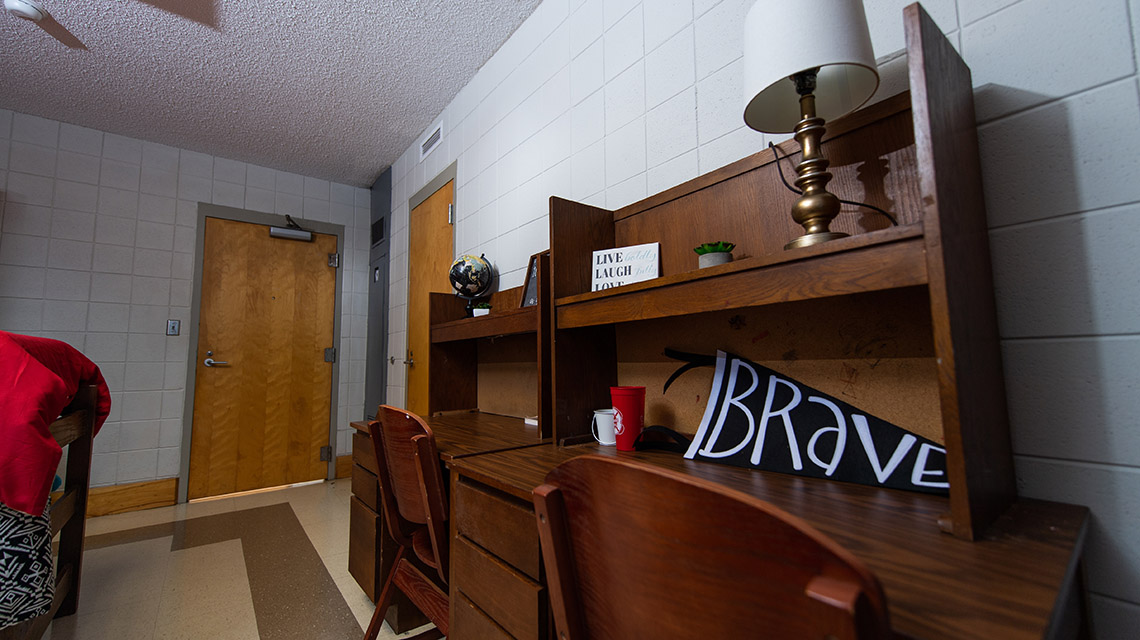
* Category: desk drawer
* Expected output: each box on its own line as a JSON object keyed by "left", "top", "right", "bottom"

{"left": 453, "top": 535, "right": 546, "bottom": 640}
{"left": 352, "top": 464, "right": 379, "bottom": 512}
{"left": 454, "top": 477, "right": 541, "bottom": 580}
{"left": 452, "top": 591, "right": 513, "bottom": 640}
{"left": 352, "top": 431, "right": 378, "bottom": 475}
{"left": 348, "top": 496, "right": 380, "bottom": 601}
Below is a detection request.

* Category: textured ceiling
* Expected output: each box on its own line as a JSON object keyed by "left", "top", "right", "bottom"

{"left": 0, "top": 0, "right": 541, "bottom": 186}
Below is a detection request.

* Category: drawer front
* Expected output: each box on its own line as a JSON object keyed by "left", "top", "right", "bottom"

{"left": 455, "top": 477, "right": 542, "bottom": 580}
{"left": 352, "top": 431, "right": 378, "bottom": 475}
{"left": 352, "top": 464, "right": 379, "bottom": 512}
{"left": 454, "top": 535, "right": 546, "bottom": 640}
{"left": 451, "top": 591, "right": 514, "bottom": 640}
{"left": 348, "top": 496, "right": 380, "bottom": 601}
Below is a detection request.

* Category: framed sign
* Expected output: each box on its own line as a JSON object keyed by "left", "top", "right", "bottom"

{"left": 520, "top": 253, "right": 540, "bottom": 308}
{"left": 591, "top": 242, "right": 659, "bottom": 291}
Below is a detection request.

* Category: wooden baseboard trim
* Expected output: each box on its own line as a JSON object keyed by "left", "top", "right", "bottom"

{"left": 87, "top": 478, "right": 178, "bottom": 517}
{"left": 336, "top": 455, "right": 352, "bottom": 479}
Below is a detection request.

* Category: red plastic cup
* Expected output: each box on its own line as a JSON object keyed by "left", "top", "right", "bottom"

{"left": 610, "top": 386, "right": 645, "bottom": 451}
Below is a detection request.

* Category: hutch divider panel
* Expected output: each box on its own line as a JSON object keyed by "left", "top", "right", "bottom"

{"left": 547, "top": 4, "right": 1013, "bottom": 540}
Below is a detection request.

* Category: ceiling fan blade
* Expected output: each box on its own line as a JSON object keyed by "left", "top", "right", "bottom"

{"left": 37, "top": 13, "right": 87, "bottom": 50}
{"left": 135, "top": 0, "right": 217, "bottom": 29}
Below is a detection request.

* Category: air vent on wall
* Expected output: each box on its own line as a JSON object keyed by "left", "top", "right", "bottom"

{"left": 371, "top": 218, "right": 385, "bottom": 246}
{"left": 420, "top": 120, "right": 443, "bottom": 161}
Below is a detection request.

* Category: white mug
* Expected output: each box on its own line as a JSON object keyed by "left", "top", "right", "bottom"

{"left": 592, "top": 409, "right": 616, "bottom": 446}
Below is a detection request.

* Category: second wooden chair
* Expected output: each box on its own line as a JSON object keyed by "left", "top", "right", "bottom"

{"left": 362, "top": 405, "right": 449, "bottom": 640}
{"left": 533, "top": 455, "right": 894, "bottom": 640}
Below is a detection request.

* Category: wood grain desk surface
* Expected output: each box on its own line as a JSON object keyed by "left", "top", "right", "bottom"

{"left": 449, "top": 443, "right": 1088, "bottom": 640}
{"left": 354, "top": 411, "right": 546, "bottom": 461}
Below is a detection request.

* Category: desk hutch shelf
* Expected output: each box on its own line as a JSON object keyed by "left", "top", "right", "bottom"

{"left": 549, "top": 5, "right": 1011, "bottom": 541}
{"left": 426, "top": 252, "right": 552, "bottom": 438}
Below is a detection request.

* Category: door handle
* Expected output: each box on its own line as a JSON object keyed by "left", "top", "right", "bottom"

{"left": 204, "top": 350, "right": 228, "bottom": 367}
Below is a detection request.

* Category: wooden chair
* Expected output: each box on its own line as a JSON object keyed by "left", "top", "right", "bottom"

{"left": 362, "top": 405, "right": 449, "bottom": 640}
{"left": 533, "top": 455, "right": 894, "bottom": 640}
{"left": 1, "top": 386, "right": 95, "bottom": 640}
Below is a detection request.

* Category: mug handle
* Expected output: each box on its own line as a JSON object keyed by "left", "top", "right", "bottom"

{"left": 591, "top": 413, "right": 601, "bottom": 443}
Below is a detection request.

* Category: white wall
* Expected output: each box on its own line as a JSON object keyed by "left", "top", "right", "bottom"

{"left": 0, "top": 111, "right": 372, "bottom": 487}
{"left": 383, "top": 0, "right": 1140, "bottom": 634}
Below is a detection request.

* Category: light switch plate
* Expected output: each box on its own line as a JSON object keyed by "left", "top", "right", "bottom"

{"left": 166, "top": 319, "right": 180, "bottom": 336}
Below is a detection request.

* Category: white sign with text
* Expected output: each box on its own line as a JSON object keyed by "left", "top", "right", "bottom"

{"left": 591, "top": 242, "right": 659, "bottom": 291}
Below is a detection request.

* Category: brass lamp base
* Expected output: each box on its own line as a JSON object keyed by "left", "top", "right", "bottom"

{"left": 783, "top": 70, "right": 846, "bottom": 251}
{"left": 784, "top": 230, "right": 848, "bottom": 250}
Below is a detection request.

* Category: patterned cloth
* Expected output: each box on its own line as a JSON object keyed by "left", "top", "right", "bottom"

{"left": 0, "top": 501, "right": 54, "bottom": 629}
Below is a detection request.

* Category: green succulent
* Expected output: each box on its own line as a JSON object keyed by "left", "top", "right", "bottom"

{"left": 693, "top": 241, "right": 736, "bottom": 255}
{"left": 474, "top": 302, "right": 492, "bottom": 309}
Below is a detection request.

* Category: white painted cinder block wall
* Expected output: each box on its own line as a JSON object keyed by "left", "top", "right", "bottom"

{"left": 383, "top": 0, "right": 1140, "bottom": 634}
{"left": 0, "top": 114, "right": 372, "bottom": 482}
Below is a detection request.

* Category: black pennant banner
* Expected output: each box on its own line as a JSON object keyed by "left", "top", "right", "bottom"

{"left": 682, "top": 351, "right": 949, "bottom": 495}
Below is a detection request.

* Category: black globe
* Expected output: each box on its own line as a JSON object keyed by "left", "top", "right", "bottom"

{"left": 448, "top": 254, "right": 493, "bottom": 300}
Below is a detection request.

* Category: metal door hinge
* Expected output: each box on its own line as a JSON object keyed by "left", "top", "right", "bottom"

{"left": 448, "top": 203, "right": 454, "bottom": 225}
{"left": 328, "top": 253, "right": 340, "bottom": 268}
{"left": 319, "top": 446, "right": 332, "bottom": 462}
{"left": 324, "top": 347, "right": 336, "bottom": 363}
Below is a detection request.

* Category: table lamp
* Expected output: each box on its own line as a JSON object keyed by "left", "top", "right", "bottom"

{"left": 742, "top": 0, "right": 879, "bottom": 249}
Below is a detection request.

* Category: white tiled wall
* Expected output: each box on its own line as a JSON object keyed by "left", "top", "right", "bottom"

{"left": 382, "top": 0, "right": 1140, "bottom": 634}
{"left": 0, "top": 112, "right": 372, "bottom": 488}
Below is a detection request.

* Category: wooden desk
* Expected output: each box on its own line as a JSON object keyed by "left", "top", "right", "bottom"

{"left": 347, "top": 413, "right": 546, "bottom": 633}
{"left": 424, "top": 410, "right": 547, "bottom": 460}
{"left": 447, "top": 444, "right": 1089, "bottom": 640}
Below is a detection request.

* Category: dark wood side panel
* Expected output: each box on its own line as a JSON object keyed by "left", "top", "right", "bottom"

{"left": 549, "top": 197, "right": 618, "bottom": 443}
{"left": 548, "top": 196, "right": 615, "bottom": 299}
{"left": 536, "top": 251, "right": 553, "bottom": 438}
{"left": 454, "top": 477, "right": 542, "bottom": 580}
{"left": 906, "top": 2, "right": 1016, "bottom": 539}
{"left": 453, "top": 535, "right": 546, "bottom": 640}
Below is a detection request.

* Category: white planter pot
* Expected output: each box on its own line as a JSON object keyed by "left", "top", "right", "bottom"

{"left": 698, "top": 252, "right": 733, "bottom": 268}
{"left": 473, "top": 308, "right": 490, "bottom": 317}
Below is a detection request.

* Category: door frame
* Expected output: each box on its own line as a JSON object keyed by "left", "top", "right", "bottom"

{"left": 178, "top": 203, "right": 346, "bottom": 503}
{"left": 404, "top": 162, "right": 456, "bottom": 409}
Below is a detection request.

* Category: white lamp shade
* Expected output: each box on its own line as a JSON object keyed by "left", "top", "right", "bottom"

{"left": 742, "top": 0, "right": 879, "bottom": 133}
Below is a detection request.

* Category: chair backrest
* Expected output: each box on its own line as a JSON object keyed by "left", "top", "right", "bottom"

{"left": 533, "top": 455, "right": 892, "bottom": 640}
{"left": 369, "top": 405, "right": 449, "bottom": 580}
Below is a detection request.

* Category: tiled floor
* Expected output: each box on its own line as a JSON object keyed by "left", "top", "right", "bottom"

{"left": 43, "top": 480, "right": 431, "bottom": 640}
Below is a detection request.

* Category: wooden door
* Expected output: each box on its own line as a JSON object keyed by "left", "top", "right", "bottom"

{"left": 406, "top": 181, "right": 454, "bottom": 415}
{"left": 189, "top": 217, "right": 337, "bottom": 499}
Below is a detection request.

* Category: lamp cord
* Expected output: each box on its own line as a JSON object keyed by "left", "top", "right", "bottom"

{"left": 767, "top": 142, "right": 898, "bottom": 226}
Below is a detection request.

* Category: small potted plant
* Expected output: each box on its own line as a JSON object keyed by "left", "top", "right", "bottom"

{"left": 472, "top": 302, "right": 492, "bottom": 317}
{"left": 694, "top": 241, "right": 735, "bottom": 268}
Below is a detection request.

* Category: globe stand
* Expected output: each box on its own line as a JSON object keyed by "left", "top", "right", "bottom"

{"left": 456, "top": 293, "right": 482, "bottom": 318}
